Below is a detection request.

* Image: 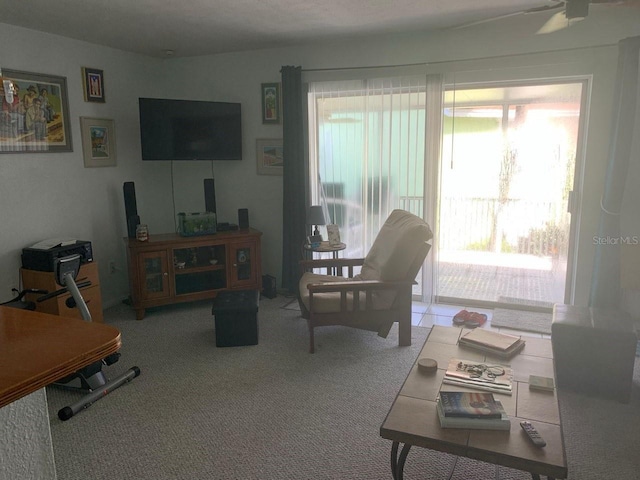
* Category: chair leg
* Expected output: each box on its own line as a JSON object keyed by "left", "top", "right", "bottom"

{"left": 398, "top": 316, "right": 411, "bottom": 347}
{"left": 398, "top": 288, "right": 412, "bottom": 347}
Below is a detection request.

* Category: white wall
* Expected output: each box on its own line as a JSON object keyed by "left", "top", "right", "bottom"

{"left": 1, "top": 7, "right": 639, "bottom": 311}
{"left": 0, "top": 389, "right": 56, "bottom": 480}
{"left": 0, "top": 24, "right": 169, "bottom": 306}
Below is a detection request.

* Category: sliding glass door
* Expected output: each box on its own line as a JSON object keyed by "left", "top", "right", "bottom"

{"left": 437, "top": 81, "right": 586, "bottom": 309}
{"left": 308, "top": 74, "right": 586, "bottom": 309}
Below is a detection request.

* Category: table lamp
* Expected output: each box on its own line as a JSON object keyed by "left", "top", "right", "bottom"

{"left": 307, "top": 205, "right": 326, "bottom": 237}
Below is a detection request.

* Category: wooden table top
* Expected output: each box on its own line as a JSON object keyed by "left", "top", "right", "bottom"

{"left": 0, "top": 306, "right": 121, "bottom": 409}
{"left": 380, "top": 325, "right": 567, "bottom": 479}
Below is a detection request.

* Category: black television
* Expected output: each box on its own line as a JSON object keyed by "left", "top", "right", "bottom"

{"left": 139, "top": 97, "right": 242, "bottom": 161}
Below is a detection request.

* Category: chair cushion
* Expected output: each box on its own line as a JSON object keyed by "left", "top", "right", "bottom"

{"left": 357, "top": 209, "right": 433, "bottom": 283}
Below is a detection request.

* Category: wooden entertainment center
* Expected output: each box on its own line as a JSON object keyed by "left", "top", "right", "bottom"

{"left": 124, "top": 229, "right": 262, "bottom": 320}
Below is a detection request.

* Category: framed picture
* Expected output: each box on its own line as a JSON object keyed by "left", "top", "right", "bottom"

{"left": 80, "top": 117, "right": 117, "bottom": 167}
{"left": 256, "top": 138, "right": 283, "bottom": 175}
{"left": 327, "top": 224, "right": 341, "bottom": 246}
{"left": 261, "top": 82, "right": 281, "bottom": 124}
{"left": 0, "top": 69, "right": 72, "bottom": 153}
{"left": 81, "top": 67, "right": 105, "bottom": 103}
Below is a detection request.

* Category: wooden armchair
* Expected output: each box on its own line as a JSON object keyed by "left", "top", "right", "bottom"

{"left": 297, "top": 209, "right": 433, "bottom": 353}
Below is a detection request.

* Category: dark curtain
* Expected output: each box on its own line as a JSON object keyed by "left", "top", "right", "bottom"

{"left": 589, "top": 36, "right": 640, "bottom": 308}
{"left": 281, "top": 66, "right": 307, "bottom": 293}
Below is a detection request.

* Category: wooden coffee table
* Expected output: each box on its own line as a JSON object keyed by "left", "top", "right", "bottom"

{"left": 380, "top": 326, "right": 566, "bottom": 479}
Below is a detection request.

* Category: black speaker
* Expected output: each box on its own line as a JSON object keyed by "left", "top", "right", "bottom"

{"left": 123, "top": 182, "right": 139, "bottom": 238}
{"left": 262, "top": 274, "right": 277, "bottom": 299}
{"left": 204, "top": 178, "right": 216, "bottom": 214}
{"left": 238, "top": 208, "right": 249, "bottom": 229}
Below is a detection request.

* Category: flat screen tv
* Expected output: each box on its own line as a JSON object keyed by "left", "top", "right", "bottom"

{"left": 139, "top": 97, "right": 242, "bottom": 161}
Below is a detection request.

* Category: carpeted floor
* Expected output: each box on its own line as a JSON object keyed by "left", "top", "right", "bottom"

{"left": 47, "top": 296, "right": 640, "bottom": 480}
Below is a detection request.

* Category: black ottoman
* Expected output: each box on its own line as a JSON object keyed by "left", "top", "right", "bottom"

{"left": 212, "top": 290, "right": 259, "bottom": 347}
{"left": 551, "top": 304, "right": 636, "bottom": 403}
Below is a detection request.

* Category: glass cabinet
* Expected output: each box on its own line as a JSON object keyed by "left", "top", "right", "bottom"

{"left": 229, "top": 240, "right": 259, "bottom": 288}
{"left": 138, "top": 251, "right": 170, "bottom": 301}
{"left": 172, "top": 244, "right": 227, "bottom": 296}
{"left": 125, "top": 229, "right": 262, "bottom": 320}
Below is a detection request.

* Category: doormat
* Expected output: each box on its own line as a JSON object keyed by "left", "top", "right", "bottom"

{"left": 491, "top": 308, "right": 552, "bottom": 335}
{"left": 497, "top": 296, "right": 554, "bottom": 309}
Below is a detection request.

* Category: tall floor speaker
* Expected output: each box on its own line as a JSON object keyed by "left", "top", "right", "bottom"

{"left": 123, "top": 182, "right": 139, "bottom": 238}
{"left": 204, "top": 178, "right": 217, "bottom": 214}
{"left": 238, "top": 208, "right": 249, "bottom": 229}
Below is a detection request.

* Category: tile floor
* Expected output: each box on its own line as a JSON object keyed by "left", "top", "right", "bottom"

{"left": 285, "top": 296, "right": 550, "bottom": 339}
{"left": 412, "top": 301, "right": 550, "bottom": 339}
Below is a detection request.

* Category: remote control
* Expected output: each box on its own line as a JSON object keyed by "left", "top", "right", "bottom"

{"left": 520, "top": 421, "right": 546, "bottom": 447}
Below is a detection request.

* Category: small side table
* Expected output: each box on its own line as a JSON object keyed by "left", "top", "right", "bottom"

{"left": 303, "top": 242, "right": 347, "bottom": 276}
{"left": 303, "top": 241, "right": 346, "bottom": 259}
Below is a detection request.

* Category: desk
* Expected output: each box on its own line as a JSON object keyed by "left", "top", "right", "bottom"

{"left": 0, "top": 306, "right": 121, "bottom": 409}
{"left": 0, "top": 306, "right": 121, "bottom": 479}
{"left": 380, "top": 326, "right": 566, "bottom": 479}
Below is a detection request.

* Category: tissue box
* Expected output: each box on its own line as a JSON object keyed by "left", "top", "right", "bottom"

{"left": 177, "top": 212, "right": 217, "bottom": 236}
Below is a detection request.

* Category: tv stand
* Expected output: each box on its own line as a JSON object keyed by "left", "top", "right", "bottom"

{"left": 124, "top": 229, "right": 262, "bottom": 320}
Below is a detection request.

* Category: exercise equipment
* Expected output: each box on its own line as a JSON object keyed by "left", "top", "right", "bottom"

{"left": 38, "top": 254, "right": 140, "bottom": 420}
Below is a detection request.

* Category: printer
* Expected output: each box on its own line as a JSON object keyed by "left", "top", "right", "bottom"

{"left": 22, "top": 238, "right": 93, "bottom": 272}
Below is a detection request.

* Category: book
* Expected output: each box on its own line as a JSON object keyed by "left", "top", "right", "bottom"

{"left": 459, "top": 338, "right": 526, "bottom": 359}
{"left": 442, "top": 377, "right": 513, "bottom": 395}
{"left": 443, "top": 358, "right": 513, "bottom": 395}
{"left": 436, "top": 398, "right": 511, "bottom": 430}
{"left": 459, "top": 328, "right": 522, "bottom": 351}
{"left": 528, "top": 374, "right": 555, "bottom": 392}
{"left": 438, "top": 392, "right": 503, "bottom": 419}
{"left": 458, "top": 329, "right": 526, "bottom": 359}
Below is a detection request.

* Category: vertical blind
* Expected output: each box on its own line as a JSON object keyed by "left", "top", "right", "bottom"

{"left": 307, "top": 74, "right": 443, "bottom": 300}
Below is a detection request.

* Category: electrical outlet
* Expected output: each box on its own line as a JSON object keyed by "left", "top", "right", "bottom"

{"left": 109, "top": 261, "right": 116, "bottom": 274}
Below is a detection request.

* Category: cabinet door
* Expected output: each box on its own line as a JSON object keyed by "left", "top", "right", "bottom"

{"left": 138, "top": 250, "right": 170, "bottom": 300}
{"left": 171, "top": 244, "right": 227, "bottom": 296}
{"left": 229, "top": 240, "right": 258, "bottom": 288}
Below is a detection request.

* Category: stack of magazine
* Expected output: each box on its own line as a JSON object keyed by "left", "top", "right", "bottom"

{"left": 436, "top": 391, "right": 510, "bottom": 430}
{"left": 458, "top": 328, "right": 525, "bottom": 359}
{"left": 443, "top": 358, "right": 513, "bottom": 395}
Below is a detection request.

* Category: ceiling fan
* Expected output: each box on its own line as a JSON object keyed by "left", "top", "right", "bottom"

{"left": 457, "top": 0, "right": 638, "bottom": 35}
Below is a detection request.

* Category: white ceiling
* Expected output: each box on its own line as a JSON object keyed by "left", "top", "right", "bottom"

{"left": 0, "top": 0, "right": 569, "bottom": 58}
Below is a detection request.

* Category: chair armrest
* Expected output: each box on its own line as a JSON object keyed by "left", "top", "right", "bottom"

{"left": 306, "top": 279, "right": 413, "bottom": 293}
{"left": 306, "top": 279, "right": 414, "bottom": 313}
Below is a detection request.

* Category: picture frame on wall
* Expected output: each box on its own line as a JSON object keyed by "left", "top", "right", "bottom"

{"left": 261, "top": 82, "right": 281, "bottom": 124}
{"left": 0, "top": 69, "right": 72, "bottom": 153}
{"left": 80, "top": 117, "right": 117, "bottom": 167}
{"left": 256, "top": 138, "right": 283, "bottom": 175}
{"left": 81, "top": 67, "right": 105, "bottom": 103}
